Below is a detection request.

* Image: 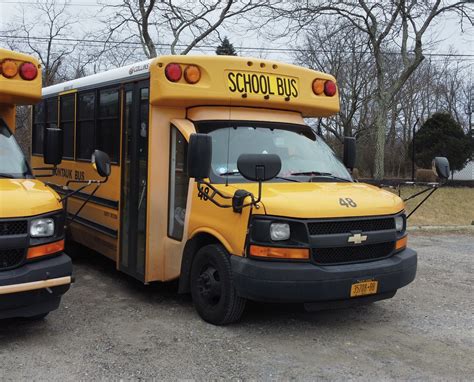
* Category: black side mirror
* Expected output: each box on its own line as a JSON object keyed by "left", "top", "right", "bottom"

{"left": 237, "top": 154, "right": 281, "bottom": 181}
{"left": 92, "top": 150, "right": 111, "bottom": 178}
{"left": 188, "top": 133, "right": 212, "bottom": 180}
{"left": 44, "top": 128, "right": 63, "bottom": 165}
{"left": 433, "top": 157, "right": 450, "bottom": 179}
{"left": 343, "top": 136, "right": 356, "bottom": 170}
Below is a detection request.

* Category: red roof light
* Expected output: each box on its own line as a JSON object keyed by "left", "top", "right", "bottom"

{"left": 19, "top": 62, "right": 38, "bottom": 81}
{"left": 165, "top": 63, "right": 182, "bottom": 82}
{"left": 324, "top": 80, "right": 337, "bottom": 96}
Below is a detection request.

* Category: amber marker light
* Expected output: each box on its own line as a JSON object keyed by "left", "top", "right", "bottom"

{"left": 395, "top": 236, "right": 408, "bottom": 251}
{"left": 27, "top": 239, "right": 65, "bottom": 260}
{"left": 312, "top": 79, "right": 325, "bottom": 95}
{"left": 184, "top": 64, "right": 201, "bottom": 84}
{"left": 1, "top": 60, "right": 18, "bottom": 78}
{"left": 250, "top": 245, "right": 309, "bottom": 260}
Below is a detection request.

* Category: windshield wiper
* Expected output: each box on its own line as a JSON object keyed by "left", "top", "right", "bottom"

{"left": 0, "top": 173, "right": 15, "bottom": 179}
{"left": 219, "top": 170, "right": 300, "bottom": 182}
{"left": 290, "top": 171, "right": 351, "bottom": 182}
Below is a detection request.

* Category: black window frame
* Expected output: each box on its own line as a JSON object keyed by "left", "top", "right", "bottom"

{"left": 32, "top": 100, "right": 46, "bottom": 156}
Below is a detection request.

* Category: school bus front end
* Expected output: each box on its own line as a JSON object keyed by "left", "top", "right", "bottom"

{"left": 148, "top": 56, "right": 416, "bottom": 324}
{"left": 0, "top": 48, "right": 72, "bottom": 320}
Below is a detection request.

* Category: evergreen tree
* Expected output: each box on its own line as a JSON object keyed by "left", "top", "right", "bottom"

{"left": 216, "top": 37, "right": 237, "bottom": 56}
{"left": 411, "top": 112, "right": 472, "bottom": 172}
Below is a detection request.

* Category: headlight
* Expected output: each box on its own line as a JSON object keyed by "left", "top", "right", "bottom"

{"left": 30, "top": 218, "right": 55, "bottom": 237}
{"left": 395, "top": 215, "right": 405, "bottom": 232}
{"left": 270, "top": 223, "right": 290, "bottom": 241}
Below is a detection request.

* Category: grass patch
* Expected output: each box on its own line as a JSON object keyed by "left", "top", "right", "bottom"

{"left": 386, "top": 186, "right": 474, "bottom": 227}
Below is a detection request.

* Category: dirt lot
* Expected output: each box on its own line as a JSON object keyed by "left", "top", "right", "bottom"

{"left": 1, "top": 233, "right": 473, "bottom": 381}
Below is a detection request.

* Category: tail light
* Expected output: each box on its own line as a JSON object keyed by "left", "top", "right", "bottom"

{"left": 1, "top": 60, "right": 18, "bottom": 78}
{"left": 184, "top": 65, "right": 201, "bottom": 84}
{"left": 165, "top": 63, "right": 182, "bottom": 82}
{"left": 19, "top": 62, "right": 38, "bottom": 80}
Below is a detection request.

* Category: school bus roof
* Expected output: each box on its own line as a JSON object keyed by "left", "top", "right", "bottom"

{"left": 0, "top": 48, "right": 42, "bottom": 105}
{"left": 42, "top": 55, "right": 339, "bottom": 117}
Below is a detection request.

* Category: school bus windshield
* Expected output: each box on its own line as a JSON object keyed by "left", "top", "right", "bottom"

{"left": 197, "top": 121, "right": 352, "bottom": 183}
{"left": 0, "top": 118, "right": 31, "bottom": 179}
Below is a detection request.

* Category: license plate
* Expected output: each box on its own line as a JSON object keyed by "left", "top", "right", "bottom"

{"left": 226, "top": 70, "right": 299, "bottom": 98}
{"left": 350, "top": 280, "right": 378, "bottom": 297}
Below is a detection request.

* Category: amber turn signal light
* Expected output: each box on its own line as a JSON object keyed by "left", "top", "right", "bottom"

{"left": 184, "top": 65, "right": 201, "bottom": 84}
{"left": 249, "top": 245, "right": 309, "bottom": 260}
{"left": 1, "top": 60, "right": 18, "bottom": 78}
{"left": 395, "top": 236, "right": 407, "bottom": 251}
{"left": 27, "top": 239, "right": 65, "bottom": 259}
{"left": 312, "top": 79, "right": 325, "bottom": 95}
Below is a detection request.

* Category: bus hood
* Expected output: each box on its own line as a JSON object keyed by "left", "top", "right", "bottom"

{"left": 0, "top": 179, "right": 62, "bottom": 218}
{"left": 228, "top": 182, "right": 404, "bottom": 218}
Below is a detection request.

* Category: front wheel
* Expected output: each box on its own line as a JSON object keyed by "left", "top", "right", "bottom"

{"left": 190, "top": 244, "right": 246, "bottom": 325}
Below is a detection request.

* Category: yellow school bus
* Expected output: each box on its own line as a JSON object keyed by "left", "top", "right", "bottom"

{"left": 32, "top": 55, "right": 420, "bottom": 324}
{"left": 0, "top": 48, "right": 72, "bottom": 320}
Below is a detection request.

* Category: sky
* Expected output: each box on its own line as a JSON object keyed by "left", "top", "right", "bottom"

{"left": 0, "top": 0, "right": 472, "bottom": 66}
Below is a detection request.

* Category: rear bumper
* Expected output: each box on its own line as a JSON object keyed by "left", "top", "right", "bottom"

{"left": 0, "top": 254, "right": 72, "bottom": 319}
{"left": 231, "top": 248, "right": 417, "bottom": 304}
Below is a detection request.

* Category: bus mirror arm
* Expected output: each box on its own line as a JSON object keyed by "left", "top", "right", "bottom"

{"left": 195, "top": 180, "right": 259, "bottom": 212}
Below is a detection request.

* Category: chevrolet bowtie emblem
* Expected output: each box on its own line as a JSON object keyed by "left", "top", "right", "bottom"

{"left": 348, "top": 233, "right": 367, "bottom": 244}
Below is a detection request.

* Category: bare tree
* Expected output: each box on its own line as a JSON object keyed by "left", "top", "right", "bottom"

{"left": 271, "top": 0, "right": 473, "bottom": 179}
{"left": 99, "top": 0, "right": 267, "bottom": 57}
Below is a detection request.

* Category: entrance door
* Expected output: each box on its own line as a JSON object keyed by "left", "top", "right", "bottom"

{"left": 119, "top": 80, "right": 149, "bottom": 280}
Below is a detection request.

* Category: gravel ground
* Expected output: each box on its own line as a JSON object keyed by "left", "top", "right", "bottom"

{"left": 1, "top": 233, "right": 473, "bottom": 381}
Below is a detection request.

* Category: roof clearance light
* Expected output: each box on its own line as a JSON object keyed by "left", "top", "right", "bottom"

{"left": 19, "top": 62, "right": 38, "bottom": 80}
{"left": 312, "top": 79, "right": 325, "bottom": 95}
{"left": 324, "top": 80, "right": 337, "bottom": 96}
{"left": 1, "top": 60, "right": 18, "bottom": 78}
{"left": 184, "top": 65, "right": 201, "bottom": 84}
{"left": 165, "top": 63, "right": 182, "bottom": 82}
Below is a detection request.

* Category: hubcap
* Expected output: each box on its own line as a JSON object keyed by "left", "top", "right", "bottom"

{"left": 197, "top": 265, "right": 221, "bottom": 306}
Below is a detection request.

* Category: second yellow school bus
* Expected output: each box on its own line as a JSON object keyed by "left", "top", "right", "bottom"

{"left": 31, "top": 56, "right": 416, "bottom": 324}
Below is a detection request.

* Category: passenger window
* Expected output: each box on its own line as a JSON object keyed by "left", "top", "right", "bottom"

{"left": 32, "top": 101, "right": 45, "bottom": 155}
{"left": 77, "top": 92, "right": 95, "bottom": 161}
{"left": 46, "top": 97, "right": 58, "bottom": 129}
{"left": 168, "top": 127, "right": 189, "bottom": 240}
{"left": 60, "top": 94, "right": 75, "bottom": 159}
{"left": 98, "top": 88, "right": 120, "bottom": 163}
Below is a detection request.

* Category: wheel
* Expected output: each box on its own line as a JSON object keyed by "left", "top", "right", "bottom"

{"left": 25, "top": 312, "right": 49, "bottom": 321}
{"left": 190, "top": 244, "right": 246, "bottom": 325}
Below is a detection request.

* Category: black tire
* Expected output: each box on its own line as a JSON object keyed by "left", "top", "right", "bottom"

{"left": 190, "top": 244, "right": 246, "bottom": 325}
{"left": 25, "top": 312, "right": 49, "bottom": 321}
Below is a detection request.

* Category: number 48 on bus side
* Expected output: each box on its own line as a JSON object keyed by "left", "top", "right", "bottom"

{"left": 339, "top": 198, "right": 357, "bottom": 208}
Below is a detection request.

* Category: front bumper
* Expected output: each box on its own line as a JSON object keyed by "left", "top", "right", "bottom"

{"left": 0, "top": 254, "right": 72, "bottom": 319}
{"left": 231, "top": 248, "right": 417, "bottom": 304}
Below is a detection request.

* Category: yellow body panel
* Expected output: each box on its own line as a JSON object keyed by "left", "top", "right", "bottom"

{"left": 0, "top": 48, "right": 42, "bottom": 106}
{"left": 0, "top": 179, "right": 61, "bottom": 218}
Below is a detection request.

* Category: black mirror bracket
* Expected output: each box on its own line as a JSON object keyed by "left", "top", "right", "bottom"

{"left": 401, "top": 181, "right": 441, "bottom": 219}
{"left": 195, "top": 180, "right": 260, "bottom": 212}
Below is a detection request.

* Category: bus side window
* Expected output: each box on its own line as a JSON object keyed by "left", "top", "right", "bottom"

{"left": 46, "top": 97, "right": 58, "bottom": 130}
{"left": 77, "top": 92, "right": 95, "bottom": 161}
{"left": 60, "top": 94, "right": 75, "bottom": 159}
{"left": 168, "top": 127, "right": 189, "bottom": 241}
{"left": 32, "top": 100, "right": 45, "bottom": 155}
{"left": 97, "top": 88, "right": 120, "bottom": 164}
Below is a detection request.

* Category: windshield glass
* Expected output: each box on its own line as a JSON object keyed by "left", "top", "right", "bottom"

{"left": 0, "top": 118, "right": 31, "bottom": 179}
{"left": 198, "top": 121, "right": 352, "bottom": 183}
